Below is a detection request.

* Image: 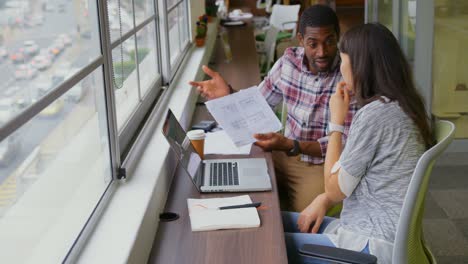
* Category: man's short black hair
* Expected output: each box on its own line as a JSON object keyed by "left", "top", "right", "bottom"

{"left": 299, "top": 5, "right": 340, "bottom": 37}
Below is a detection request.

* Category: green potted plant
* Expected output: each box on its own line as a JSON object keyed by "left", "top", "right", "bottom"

{"left": 195, "top": 21, "right": 207, "bottom": 47}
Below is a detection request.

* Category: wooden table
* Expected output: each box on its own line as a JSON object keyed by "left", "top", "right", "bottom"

{"left": 148, "top": 21, "right": 287, "bottom": 264}
{"left": 148, "top": 144, "right": 287, "bottom": 264}
{"left": 212, "top": 20, "right": 262, "bottom": 91}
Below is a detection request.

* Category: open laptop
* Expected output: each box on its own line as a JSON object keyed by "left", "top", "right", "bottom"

{"left": 162, "top": 109, "right": 272, "bottom": 192}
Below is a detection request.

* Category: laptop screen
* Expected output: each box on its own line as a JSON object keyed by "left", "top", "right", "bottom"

{"left": 162, "top": 110, "right": 203, "bottom": 188}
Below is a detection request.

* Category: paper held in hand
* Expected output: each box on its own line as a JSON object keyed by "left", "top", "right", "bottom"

{"left": 205, "top": 87, "right": 282, "bottom": 147}
{"left": 187, "top": 195, "right": 260, "bottom": 232}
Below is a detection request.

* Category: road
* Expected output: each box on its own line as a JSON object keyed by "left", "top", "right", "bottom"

{"left": 0, "top": 0, "right": 95, "bottom": 183}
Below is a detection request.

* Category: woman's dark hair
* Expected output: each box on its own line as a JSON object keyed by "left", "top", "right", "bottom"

{"left": 339, "top": 23, "right": 434, "bottom": 148}
{"left": 299, "top": 5, "right": 340, "bottom": 37}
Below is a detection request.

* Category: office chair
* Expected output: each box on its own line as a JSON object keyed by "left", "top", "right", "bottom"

{"left": 255, "top": 4, "right": 301, "bottom": 44}
{"left": 256, "top": 0, "right": 274, "bottom": 13}
{"left": 258, "top": 26, "right": 280, "bottom": 78}
{"left": 299, "top": 120, "right": 455, "bottom": 264}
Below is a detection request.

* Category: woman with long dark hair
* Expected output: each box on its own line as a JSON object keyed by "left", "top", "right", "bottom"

{"left": 282, "top": 23, "right": 434, "bottom": 264}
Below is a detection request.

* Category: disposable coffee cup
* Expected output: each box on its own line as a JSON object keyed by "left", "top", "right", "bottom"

{"left": 187, "top": 129, "right": 205, "bottom": 159}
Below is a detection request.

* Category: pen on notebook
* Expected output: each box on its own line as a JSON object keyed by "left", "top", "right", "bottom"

{"left": 218, "top": 202, "right": 262, "bottom": 210}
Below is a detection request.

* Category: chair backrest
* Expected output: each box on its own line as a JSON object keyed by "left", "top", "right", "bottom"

{"left": 256, "top": 0, "right": 272, "bottom": 11}
{"left": 261, "top": 26, "right": 280, "bottom": 75}
{"left": 269, "top": 4, "right": 300, "bottom": 32}
{"left": 393, "top": 120, "right": 455, "bottom": 264}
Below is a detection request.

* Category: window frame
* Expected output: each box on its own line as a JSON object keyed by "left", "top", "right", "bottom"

{"left": 158, "top": 0, "right": 191, "bottom": 84}
{"left": 112, "top": 15, "right": 164, "bottom": 157}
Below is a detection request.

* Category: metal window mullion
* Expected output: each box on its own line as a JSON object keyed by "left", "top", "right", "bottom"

{"left": 98, "top": 0, "right": 121, "bottom": 177}
{"left": 153, "top": 2, "right": 163, "bottom": 80}
{"left": 364, "top": 0, "right": 369, "bottom": 23}
{"left": 413, "top": 0, "right": 435, "bottom": 115}
{"left": 110, "top": 15, "right": 156, "bottom": 50}
{"left": 62, "top": 0, "right": 121, "bottom": 262}
{"left": 183, "top": 0, "right": 190, "bottom": 48}
{"left": 365, "top": 0, "right": 376, "bottom": 23}
{"left": 0, "top": 57, "right": 103, "bottom": 142}
{"left": 169, "top": 40, "right": 191, "bottom": 81}
{"left": 373, "top": 0, "right": 378, "bottom": 23}
{"left": 177, "top": 4, "right": 182, "bottom": 56}
{"left": 119, "top": 1, "right": 164, "bottom": 168}
{"left": 131, "top": 0, "right": 142, "bottom": 102}
{"left": 158, "top": 0, "right": 171, "bottom": 85}
{"left": 176, "top": 1, "right": 189, "bottom": 53}
{"left": 167, "top": 0, "right": 184, "bottom": 12}
{"left": 392, "top": 0, "right": 401, "bottom": 40}
{"left": 121, "top": 81, "right": 168, "bottom": 178}
{"left": 400, "top": 0, "right": 410, "bottom": 60}
{"left": 168, "top": 1, "right": 190, "bottom": 81}
{"left": 119, "top": 77, "right": 162, "bottom": 163}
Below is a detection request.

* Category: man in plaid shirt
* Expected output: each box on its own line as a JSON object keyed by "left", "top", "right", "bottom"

{"left": 190, "top": 5, "right": 357, "bottom": 212}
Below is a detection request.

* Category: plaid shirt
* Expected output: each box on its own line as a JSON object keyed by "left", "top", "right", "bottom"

{"left": 258, "top": 47, "right": 358, "bottom": 164}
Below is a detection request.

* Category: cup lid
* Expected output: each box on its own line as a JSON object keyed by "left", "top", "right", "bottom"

{"left": 187, "top": 129, "right": 205, "bottom": 139}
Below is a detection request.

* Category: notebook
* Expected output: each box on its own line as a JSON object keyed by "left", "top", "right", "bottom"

{"left": 187, "top": 195, "right": 260, "bottom": 232}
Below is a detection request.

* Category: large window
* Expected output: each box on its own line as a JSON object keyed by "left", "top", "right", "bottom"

{"left": 0, "top": 0, "right": 191, "bottom": 262}
{"left": 107, "top": 0, "right": 162, "bottom": 151}
{"left": 160, "top": 0, "right": 190, "bottom": 80}
{"left": 366, "top": 0, "right": 415, "bottom": 61}
{"left": 432, "top": 0, "right": 468, "bottom": 138}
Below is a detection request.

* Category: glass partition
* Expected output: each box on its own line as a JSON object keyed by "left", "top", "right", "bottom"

{"left": 367, "top": 0, "right": 393, "bottom": 30}
{"left": 432, "top": 0, "right": 468, "bottom": 138}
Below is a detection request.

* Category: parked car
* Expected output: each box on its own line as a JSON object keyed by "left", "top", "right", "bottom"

{"left": 48, "top": 45, "right": 61, "bottom": 56}
{"left": 9, "top": 49, "right": 26, "bottom": 63}
{"left": 14, "top": 64, "right": 38, "bottom": 80}
{"left": 52, "top": 38, "right": 66, "bottom": 51}
{"left": 58, "top": 34, "right": 72, "bottom": 46}
{"left": 31, "top": 55, "right": 52, "bottom": 71}
{"left": 23, "top": 40, "right": 39, "bottom": 56}
{"left": 0, "top": 46, "right": 7, "bottom": 60}
{"left": 38, "top": 48, "right": 55, "bottom": 61}
{"left": 25, "top": 15, "right": 44, "bottom": 27}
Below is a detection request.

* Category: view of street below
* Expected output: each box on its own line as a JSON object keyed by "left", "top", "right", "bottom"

{"left": 0, "top": 0, "right": 102, "bottom": 211}
{"left": 0, "top": 0, "right": 159, "bottom": 214}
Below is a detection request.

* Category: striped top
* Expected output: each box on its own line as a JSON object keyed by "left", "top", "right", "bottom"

{"left": 325, "top": 97, "right": 426, "bottom": 263}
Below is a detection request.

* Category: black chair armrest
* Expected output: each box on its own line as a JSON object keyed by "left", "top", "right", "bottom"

{"left": 299, "top": 244, "right": 377, "bottom": 264}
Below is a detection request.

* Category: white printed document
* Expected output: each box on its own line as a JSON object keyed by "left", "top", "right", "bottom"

{"left": 205, "top": 130, "right": 252, "bottom": 155}
{"left": 187, "top": 195, "right": 260, "bottom": 232}
{"left": 205, "top": 87, "right": 282, "bottom": 147}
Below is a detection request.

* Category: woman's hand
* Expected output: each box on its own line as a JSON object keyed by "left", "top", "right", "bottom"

{"left": 188, "top": 65, "right": 231, "bottom": 100}
{"left": 330, "top": 81, "right": 351, "bottom": 125}
{"left": 297, "top": 193, "right": 331, "bottom": 233}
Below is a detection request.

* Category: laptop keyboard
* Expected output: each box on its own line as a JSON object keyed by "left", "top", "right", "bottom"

{"left": 209, "top": 162, "right": 239, "bottom": 186}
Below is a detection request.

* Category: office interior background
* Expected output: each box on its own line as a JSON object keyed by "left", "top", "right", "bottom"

{"left": 0, "top": 0, "right": 466, "bottom": 263}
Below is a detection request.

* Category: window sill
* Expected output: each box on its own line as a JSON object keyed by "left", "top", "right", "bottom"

{"left": 77, "top": 21, "right": 218, "bottom": 263}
